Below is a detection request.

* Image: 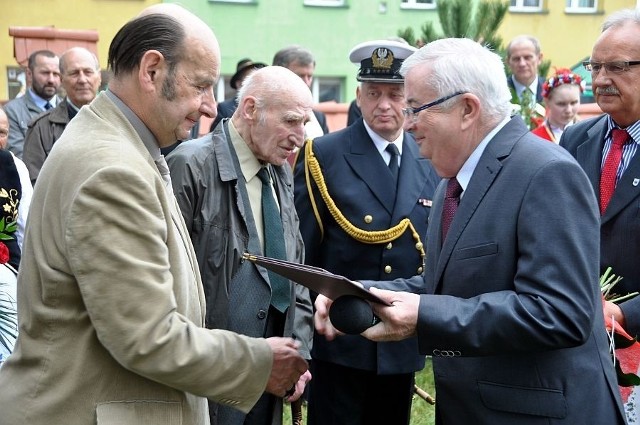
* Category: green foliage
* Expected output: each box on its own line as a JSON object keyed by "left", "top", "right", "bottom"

{"left": 398, "top": 0, "right": 508, "bottom": 50}
{"left": 0, "top": 217, "right": 17, "bottom": 241}
{"left": 398, "top": 27, "right": 418, "bottom": 47}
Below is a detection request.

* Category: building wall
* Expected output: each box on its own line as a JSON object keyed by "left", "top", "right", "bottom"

{"left": 4, "top": 1, "right": 635, "bottom": 109}
{"left": 169, "top": 0, "right": 441, "bottom": 105}
{"left": 499, "top": 0, "right": 638, "bottom": 75}
{"left": 0, "top": 0, "right": 159, "bottom": 101}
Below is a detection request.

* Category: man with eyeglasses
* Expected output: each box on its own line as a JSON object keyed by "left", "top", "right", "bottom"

{"left": 314, "top": 37, "right": 626, "bottom": 424}
{"left": 293, "top": 39, "right": 439, "bottom": 425}
{"left": 562, "top": 8, "right": 640, "bottom": 354}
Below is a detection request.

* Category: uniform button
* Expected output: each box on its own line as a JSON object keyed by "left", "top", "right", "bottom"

{"left": 386, "top": 242, "right": 393, "bottom": 250}
{"left": 417, "top": 266, "right": 423, "bottom": 274}
{"left": 415, "top": 242, "right": 423, "bottom": 251}
{"left": 257, "top": 310, "right": 267, "bottom": 319}
{"left": 384, "top": 265, "right": 392, "bottom": 274}
{"left": 364, "top": 215, "right": 373, "bottom": 224}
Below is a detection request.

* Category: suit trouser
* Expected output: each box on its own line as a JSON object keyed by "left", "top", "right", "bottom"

{"left": 307, "top": 358, "right": 414, "bottom": 425}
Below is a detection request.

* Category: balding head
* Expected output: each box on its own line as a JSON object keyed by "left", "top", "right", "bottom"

{"left": 60, "top": 47, "right": 101, "bottom": 107}
{"left": 237, "top": 66, "right": 313, "bottom": 110}
{"left": 138, "top": 3, "right": 218, "bottom": 48}
{"left": 108, "top": 4, "right": 220, "bottom": 80}
{"left": 106, "top": 3, "right": 220, "bottom": 147}
{"left": 232, "top": 66, "right": 313, "bottom": 165}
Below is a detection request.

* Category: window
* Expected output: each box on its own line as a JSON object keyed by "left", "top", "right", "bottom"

{"left": 314, "top": 77, "right": 344, "bottom": 103}
{"left": 209, "top": 0, "right": 254, "bottom": 3}
{"left": 400, "top": 0, "right": 436, "bottom": 10}
{"left": 6, "top": 66, "right": 26, "bottom": 100}
{"left": 303, "top": 0, "right": 345, "bottom": 6}
{"left": 509, "top": 0, "right": 542, "bottom": 12}
{"left": 565, "top": 0, "right": 597, "bottom": 13}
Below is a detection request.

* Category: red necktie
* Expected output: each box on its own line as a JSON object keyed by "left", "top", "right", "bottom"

{"left": 600, "top": 129, "right": 630, "bottom": 214}
{"left": 442, "top": 177, "right": 462, "bottom": 242}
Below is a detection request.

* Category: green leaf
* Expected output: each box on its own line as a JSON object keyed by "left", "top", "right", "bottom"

{"left": 615, "top": 361, "right": 640, "bottom": 387}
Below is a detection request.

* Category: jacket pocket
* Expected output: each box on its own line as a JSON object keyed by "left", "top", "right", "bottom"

{"left": 478, "top": 381, "right": 567, "bottom": 419}
{"left": 453, "top": 242, "right": 498, "bottom": 261}
{"left": 97, "top": 400, "right": 182, "bottom": 425}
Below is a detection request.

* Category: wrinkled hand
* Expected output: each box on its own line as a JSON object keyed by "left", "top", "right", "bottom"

{"left": 265, "top": 338, "right": 308, "bottom": 398}
{"left": 285, "top": 369, "right": 312, "bottom": 403}
{"left": 314, "top": 294, "right": 343, "bottom": 341}
{"left": 603, "top": 299, "right": 626, "bottom": 328}
{"left": 361, "top": 288, "right": 420, "bottom": 342}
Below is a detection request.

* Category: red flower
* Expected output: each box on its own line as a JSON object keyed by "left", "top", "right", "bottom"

{"left": 0, "top": 241, "right": 9, "bottom": 264}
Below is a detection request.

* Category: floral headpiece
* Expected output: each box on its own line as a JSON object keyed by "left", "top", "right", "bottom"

{"left": 542, "top": 68, "right": 585, "bottom": 98}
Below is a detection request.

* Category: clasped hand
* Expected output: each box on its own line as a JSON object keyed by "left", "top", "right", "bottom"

{"left": 265, "top": 338, "right": 310, "bottom": 400}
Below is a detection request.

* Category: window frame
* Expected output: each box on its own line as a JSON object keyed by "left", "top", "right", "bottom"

{"left": 400, "top": 0, "right": 437, "bottom": 10}
{"left": 303, "top": 0, "right": 346, "bottom": 7}
{"left": 209, "top": 0, "right": 255, "bottom": 3}
{"left": 565, "top": 0, "right": 598, "bottom": 14}
{"left": 509, "top": 0, "right": 543, "bottom": 13}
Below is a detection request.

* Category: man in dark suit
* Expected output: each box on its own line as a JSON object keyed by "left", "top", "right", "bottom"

{"left": 561, "top": 8, "right": 640, "bottom": 340}
{"left": 294, "top": 39, "right": 440, "bottom": 425}
{"left": 316, "top": 38, "right": 626, "bottom": 424}
{"left": 506, "top": 35, "right": 546, "bottom": 129}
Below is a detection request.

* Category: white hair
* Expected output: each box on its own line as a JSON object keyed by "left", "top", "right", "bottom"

{"left": 399, "top": 38, "right": 512, "bottom": 123}
{"left": 602, "top": 8, "right": 640, "bottom": 31}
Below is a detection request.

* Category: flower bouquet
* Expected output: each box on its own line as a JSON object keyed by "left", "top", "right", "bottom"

{"left": 0, "top": 217, "right": 18, "bottom": 363}
{"left": 601, "top": 267, "right": 640, "bottom": 407}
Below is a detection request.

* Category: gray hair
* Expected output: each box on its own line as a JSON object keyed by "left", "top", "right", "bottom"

{"left": 400, "top": 38, "right": 512, "bottom": 123}
{"left": 506, "top": 35, "right": 542, "bottom": 58}
{"left": 272, "top": 45, "right": 315, "bottom": 67}
{"left": 602, "top": 8, "right": 640, "bottom": 31}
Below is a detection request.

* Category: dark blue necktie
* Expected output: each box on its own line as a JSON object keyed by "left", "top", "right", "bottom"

{"left": 386, "top": 143, "right": 400, "bottom": 182}
{"left": 44, "top": 102, "right": 53, "bottom": 111}
{"left": 257, "top": 167, "right": 290, "bottom": 313}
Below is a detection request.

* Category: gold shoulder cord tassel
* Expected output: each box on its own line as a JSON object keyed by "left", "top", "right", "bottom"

{"left": 303, "top": 140, "right": 425, "bottom": 266}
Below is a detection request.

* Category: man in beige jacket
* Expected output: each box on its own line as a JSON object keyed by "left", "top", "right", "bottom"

{"left": 0, "top": 4, "right": 307, "bottom": 425}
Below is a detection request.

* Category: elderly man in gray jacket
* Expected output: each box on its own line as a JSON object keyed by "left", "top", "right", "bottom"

{"left": 167, "top": 65, "right": 314, "bottom": 425}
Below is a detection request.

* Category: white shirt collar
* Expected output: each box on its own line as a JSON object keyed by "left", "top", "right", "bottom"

{"left": 363, "top": 119, "right": 403, "bottom": 164}
{"left": 511, "top": 75, "right": 538, "bottom": 99}
{"left": 456, "top": 116, "right": 511, "bottom": 193}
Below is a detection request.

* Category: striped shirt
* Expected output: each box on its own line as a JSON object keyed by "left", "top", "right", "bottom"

{"left": 601, "top": 117, "right": 640, "bottom": 183}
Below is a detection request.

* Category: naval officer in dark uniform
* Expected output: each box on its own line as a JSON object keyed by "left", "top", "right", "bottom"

{"left": 293, "top": 39, "right": 440, "bottom": 425}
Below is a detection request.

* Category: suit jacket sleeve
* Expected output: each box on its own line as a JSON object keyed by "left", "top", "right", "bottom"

{"left": 65, "top": 164, "right": 272, "bottom": 409}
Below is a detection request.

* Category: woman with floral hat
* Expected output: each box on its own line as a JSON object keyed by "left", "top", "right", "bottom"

{"left": 532, "top": 68, "right": 584, "bottom": 143}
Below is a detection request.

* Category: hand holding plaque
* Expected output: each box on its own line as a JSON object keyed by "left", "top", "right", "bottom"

{"left": 242, "top": 253, "right": 389, "bottom": 334}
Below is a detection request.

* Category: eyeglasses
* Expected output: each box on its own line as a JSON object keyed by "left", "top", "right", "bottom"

{"left": 402, "top": 91, "right": 466, "bottom": 123}
{"left": 582, "top": 60, "right": 640, "bottom": 74}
